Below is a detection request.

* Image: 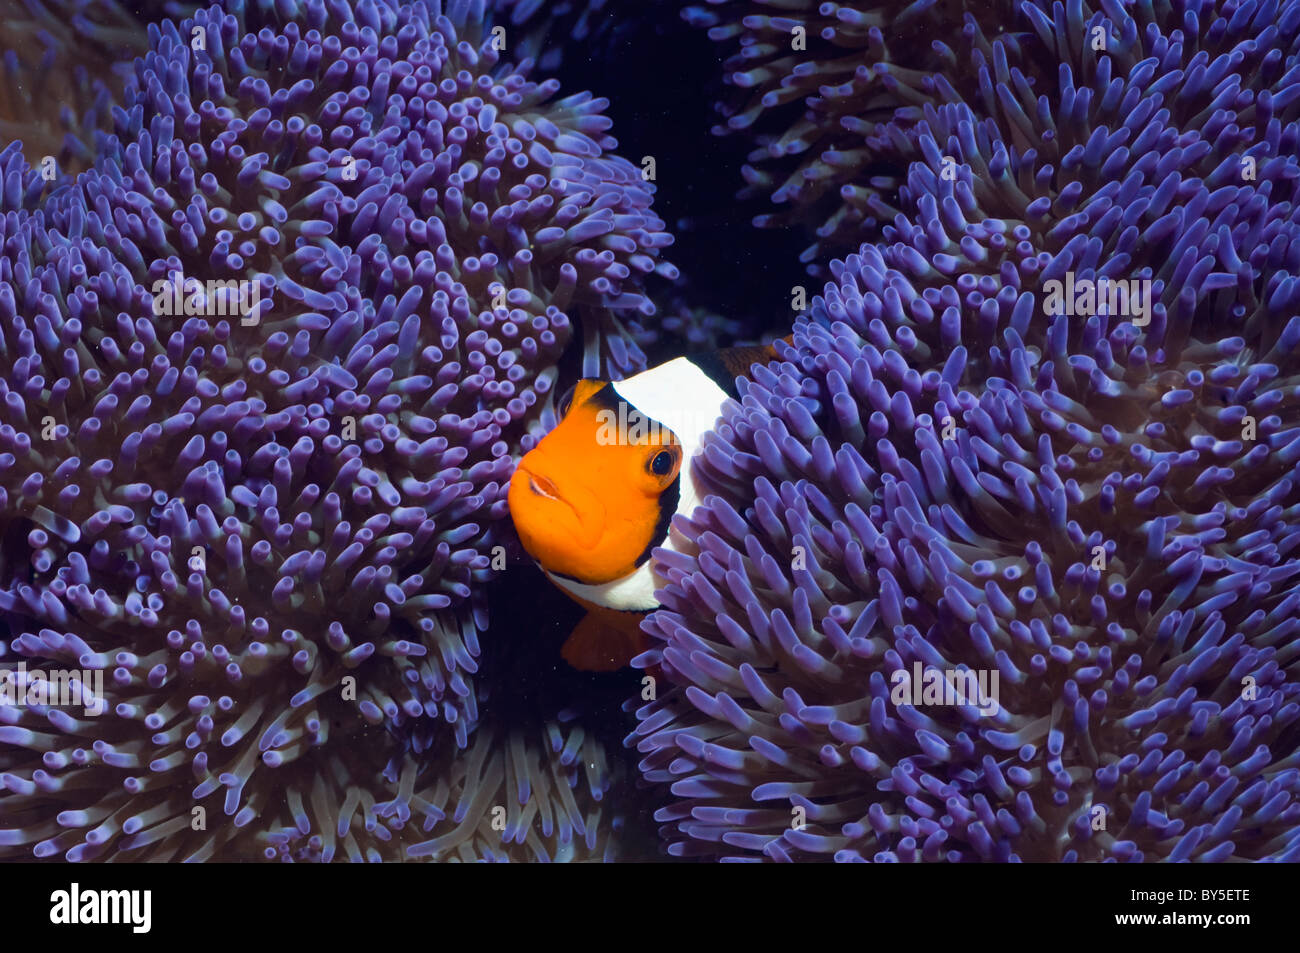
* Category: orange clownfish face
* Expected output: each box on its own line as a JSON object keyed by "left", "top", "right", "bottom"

{"left": 508, "top": 379, "right": 683, "bottom": 586}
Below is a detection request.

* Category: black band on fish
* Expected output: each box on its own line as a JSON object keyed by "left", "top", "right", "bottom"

{"left": 633, "top": 473, "right": 679, "bottom": 569}
{"left": 684, "top": 351, "right": 744, "bottom": 399}
{"left": 586, "top": 381, "right": 624, "bottom": 414}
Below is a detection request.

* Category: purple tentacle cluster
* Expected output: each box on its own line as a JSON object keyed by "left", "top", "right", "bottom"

{"left": 634, "top": 291, "right": 764, "bottom": 359}
{"left": 0, "top": 1, "right": 193, "bottom": 170}
{"left": 681, "top": 0, "right": 1022, "bottom": 268}
{"left": 488, "top": 0, "right": 618, "bottom": 73}
{"left": 633, "top": 0, "right": 1300, "bottom": 860}
{"left": 259, "top": 716, "right": 624, "bottom": 862}
{"left": 0, "top": 0, "right": 667, "bottom": 860}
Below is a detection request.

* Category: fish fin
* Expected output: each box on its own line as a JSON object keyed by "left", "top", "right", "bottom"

{"left": 562, "top": 608, "right": 649, "bottom": 672}
{"left": 715, "top": 343, "right": 782, "bottom": 379}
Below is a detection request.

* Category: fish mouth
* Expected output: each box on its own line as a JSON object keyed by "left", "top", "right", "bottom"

{"left": 510, "top": 462, "right": 600, "bottom": 549}
{"left": 528, "top": 473, "right": 563, "bottom": 502}
{"left": 516, "top": 465, "right": 568, "bottom": 507}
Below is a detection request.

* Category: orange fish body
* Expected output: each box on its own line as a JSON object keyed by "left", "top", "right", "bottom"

{"left": 508, "top": 346, "right": 776, "bottom": 670}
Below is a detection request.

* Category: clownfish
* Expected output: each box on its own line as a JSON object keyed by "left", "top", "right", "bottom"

{"left": 508, "top": 345, "right": 777, "bottom": 671}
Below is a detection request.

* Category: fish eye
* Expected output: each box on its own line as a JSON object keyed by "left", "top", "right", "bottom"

{"left": 556, "top": 383, "right": 576, "bottom": 418}
{"left": 648, "top": 448, "right": 679, "bottom": 477}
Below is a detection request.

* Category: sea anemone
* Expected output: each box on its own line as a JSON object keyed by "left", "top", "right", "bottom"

{"left": 632, "top": 0, "right": 1300, "bottom": 860}
{"left": 681, "top": 0, "right": 1022, "bottom": 269}
{"left": 634, "top": 292, "right": 765, "bottom": 363}
{"left": 487, "top": 0, "right": 618, "bottom": 74}
{"left": 258, "top": 713, "right": 626, "bottom": 863}
{"left": 0, "top": 0, "right": 671, "bottom": 860}
{"left": 0, "top": 1, "right": 195, "bottom": 173}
